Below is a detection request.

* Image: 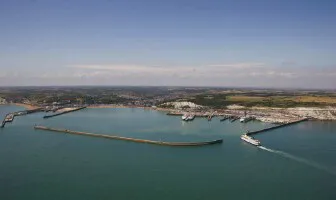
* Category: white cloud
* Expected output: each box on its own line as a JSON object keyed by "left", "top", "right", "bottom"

{"left": 0, "top": 62, "right": 335, "bottom": 88}
{"left": 68, "top": 62, "right": 267, "bottom": 78}
{"left": 207, "top": 62, "right": 265, "bottom": 69}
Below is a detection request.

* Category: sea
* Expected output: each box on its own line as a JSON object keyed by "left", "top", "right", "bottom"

{"left": 1, "top": 105, "right": 336, "bottom": 200}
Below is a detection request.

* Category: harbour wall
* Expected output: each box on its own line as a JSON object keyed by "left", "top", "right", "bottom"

{"left": 1, "top": 108, "right": 43, "bottom": 128}
{"left": 43, "top": 107, "right": 87, "bottom": 119}
{"left": 34, "top": 125, "right": 223, "bottom": 147}
{"left": 1, "top": 114, "right": 14, "bottom": 128}
{"left": 246, "top": 118, "right": 309, "bottom": 136}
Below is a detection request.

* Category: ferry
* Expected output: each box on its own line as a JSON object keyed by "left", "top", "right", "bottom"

{"left": 241, "top": 134, "right": 261, "bottom": 146}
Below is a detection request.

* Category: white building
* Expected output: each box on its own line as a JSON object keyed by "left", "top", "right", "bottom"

{"left": 0, "top": 98, "right": 7, "bottom": 104}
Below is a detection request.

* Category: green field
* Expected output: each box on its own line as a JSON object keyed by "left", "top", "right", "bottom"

{"left": 187, "top": 94, "right": 336, "bottom": 108}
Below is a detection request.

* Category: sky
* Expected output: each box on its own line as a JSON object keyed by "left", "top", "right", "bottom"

{"left": 0, "top": 0, "right": 336, "bottom": 88}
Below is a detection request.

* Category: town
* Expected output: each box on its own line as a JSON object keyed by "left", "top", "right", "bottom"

{"left": 1, "top": 86, "right": 336, "bottom": 123}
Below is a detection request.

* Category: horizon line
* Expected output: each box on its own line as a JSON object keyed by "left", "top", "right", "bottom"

{"left": 0, "top": 85, "right": 335, "bottom": 91}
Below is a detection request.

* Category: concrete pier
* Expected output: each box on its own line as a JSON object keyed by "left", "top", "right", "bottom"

{"left": 34, "top": 125, "right": 223, "bottom": 147}
{"left": 246, "top": 118, "right": 309, "bottom": 136}
{"left": 26, "top": 108, "right": 43, "bottom": 114}
{"left": 230, "top": 116, "right": 239, "bottom": 122}
{"left": 43, "top": 107, "right": 87, "bottom": 119}
{"left": 1, "top": 120, "right": 6, "bottom": 128}
{"left": 1, "top": 108, "right": 43, "bottom": 128}
{"left": 1, "top": 113, "right": 15, "bottom": 128}
{"left": 220, "top": 116, "right": 229, "bottom": 121}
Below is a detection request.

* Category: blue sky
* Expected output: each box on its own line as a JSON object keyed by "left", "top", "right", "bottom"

{"left": 0, "top": 0, "right": 336, "bottom": 88}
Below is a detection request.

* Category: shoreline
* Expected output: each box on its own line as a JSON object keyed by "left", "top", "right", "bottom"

{"left": 3, "top": 103, "right": 335, "bottom": 123}
{"left": 85, "top": 105, "right": 305, "bottom": 123}
{"left": 87, "top": 105, "right": 146, "bottom": 109}
{"left": 86, "top": 104, "right": 336, "bottom": 122}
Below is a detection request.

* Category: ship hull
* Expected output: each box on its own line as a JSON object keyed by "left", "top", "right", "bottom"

{"left": 241, "top": 136, "right": 260, "bottom": 146}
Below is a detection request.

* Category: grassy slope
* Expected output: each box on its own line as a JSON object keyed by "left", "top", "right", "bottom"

{"left": 188, "top": 94, "right": 336, "bottom": 108}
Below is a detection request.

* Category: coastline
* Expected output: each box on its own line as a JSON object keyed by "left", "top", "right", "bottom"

{"left": 85, "top": 105, "right": 303, "bottom": 123}
{"left": 87, "top": 105, "right": 146, "bottom": 109}
{"left": 3, "top": 103, "right": 334, "bottom": 123}
{"left": 86, "top": 104, "right": 336, "bottom": 122}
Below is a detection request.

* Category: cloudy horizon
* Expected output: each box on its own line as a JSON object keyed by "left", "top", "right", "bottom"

{"left": 0, "top": 62, "right": 335, "bottom": 89}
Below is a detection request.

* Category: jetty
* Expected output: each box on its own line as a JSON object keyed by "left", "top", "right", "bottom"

{"left": 1, "top": 108, "right": 43, "bottom": 128}
{"left": 26, "top": 108, "right": 44, "bottom": 114}
{"left": 246, "top": 118, "right": 309, "bottom": 136}
{"left": 33, "top": 125, "right": 223, "bottom": 147}
{"left": 1, "top": 113, "right": 14, "bottom": 128}
{"left": 43, "top": 107, "right": 87, "bottom": 119}
{"left": 220, "top": 116, "right": 229, "bottom": 121}
{"left": 240, "top": 118, "right": 308, "bottom": 146}
{"left": 230, "top": 116, "right": 239, "bottom": 122}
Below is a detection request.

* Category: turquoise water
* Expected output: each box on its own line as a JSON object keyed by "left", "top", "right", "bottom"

{"left": 1, "top": 105, "right": 336, "bottom": 200}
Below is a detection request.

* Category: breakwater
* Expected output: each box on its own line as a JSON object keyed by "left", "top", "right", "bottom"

{"left": 43, "top": 107, "right": 87, "bottom": 119}
{"left": 246, "top": 118, "right": 309, "bottom": 136}
{"left": 34, "top": 125, "right": 223, "bottom": 147}
{"left": 26, "top": 108, "right": 44, "bottom": 114}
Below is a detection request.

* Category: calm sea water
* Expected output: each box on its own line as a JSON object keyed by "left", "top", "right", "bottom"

{"left": 1, "top": 105, "right": 336, "bottom": 200}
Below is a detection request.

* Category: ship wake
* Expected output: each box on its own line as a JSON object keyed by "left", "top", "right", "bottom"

{"left": 258, "top": 146, "right": 336, "bottom": 176}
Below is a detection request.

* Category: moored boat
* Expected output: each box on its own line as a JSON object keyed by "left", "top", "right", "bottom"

{"left": 187, "top": 114, "right": 195, "bottom": 121}
{"left": 220, "top": 116, "right": 228, "bottom": 121}
{"left": 208, "top": 115, "right": 212, "bottom": 121}
{"left": 182, "top": 114, "right": 188, "bottom": 120}
{"left": 231, "top": 116, "right": 239, "bottom": 122}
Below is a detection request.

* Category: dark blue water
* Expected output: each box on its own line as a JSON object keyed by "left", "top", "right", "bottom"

{"left": 1, "top": 106, "right": 336, "bottom": 200}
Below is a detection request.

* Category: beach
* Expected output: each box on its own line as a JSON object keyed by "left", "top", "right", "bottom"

{"left": 11, "top": 103, "right": 40, "bottom": 110}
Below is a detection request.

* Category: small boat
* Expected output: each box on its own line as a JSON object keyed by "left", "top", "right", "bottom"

{"left": 187, "top": 114, "right": 195, "bottom": 121}
{"left": 208, "top": 115, "right": 212, "bottom": 121}
{"left": 240, "top": 117, "right": 246, "bottom": 123}
{"left": 241, "top": 134, "right": 261, "bottom": 146}
{"left": 182, "top": 114, "right": 188, "bottom": 121}
{"left": 245, "top": 117, "right": 254, "bottom": 123}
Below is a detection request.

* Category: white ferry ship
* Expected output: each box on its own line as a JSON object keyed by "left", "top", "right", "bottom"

{"left": 241, "top": 134, "right": 261, "bottom": 146}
